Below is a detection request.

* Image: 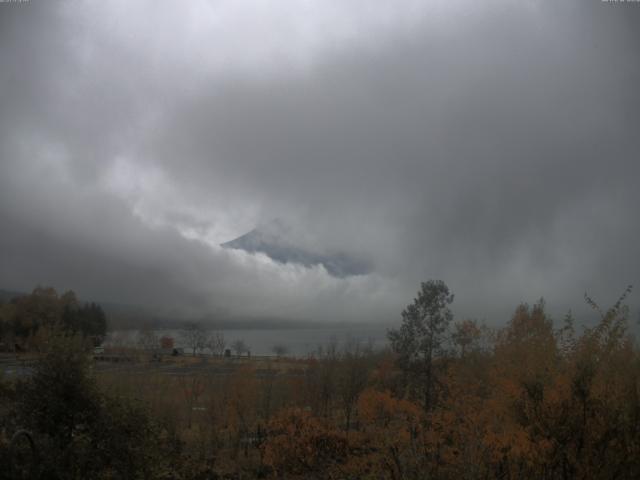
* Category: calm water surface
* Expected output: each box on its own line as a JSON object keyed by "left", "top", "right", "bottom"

{"left": 107, "top": 326, "right": 390, "bottom": 356}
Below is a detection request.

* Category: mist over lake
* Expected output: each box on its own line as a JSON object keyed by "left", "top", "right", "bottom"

{"left": 2, "top": 1, "right": 640, "bottom": 478}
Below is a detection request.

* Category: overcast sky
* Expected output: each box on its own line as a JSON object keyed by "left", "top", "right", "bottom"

{"left": 1, "top": 0, "right": 639, "bottom": 325}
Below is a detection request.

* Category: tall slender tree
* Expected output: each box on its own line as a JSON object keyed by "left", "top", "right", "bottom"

{"left": 388, "top": 280, "right": 454, "bottom": 411}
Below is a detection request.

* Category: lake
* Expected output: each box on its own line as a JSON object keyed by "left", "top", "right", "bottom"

{"left": 106, "top": 326, "right": 390, "bottom": 357}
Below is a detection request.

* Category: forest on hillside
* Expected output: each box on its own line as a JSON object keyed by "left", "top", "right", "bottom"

{"left": 0, "top": 281, "right": 639, "bottom": 479}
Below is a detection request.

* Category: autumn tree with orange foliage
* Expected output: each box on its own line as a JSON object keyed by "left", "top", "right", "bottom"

{"left": 262, "top": 408, "right": 348, "bottom": 477}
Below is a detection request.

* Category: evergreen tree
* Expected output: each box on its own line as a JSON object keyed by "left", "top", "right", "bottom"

{"left": 387, "top": 280, "right": 454, "bottom": 411}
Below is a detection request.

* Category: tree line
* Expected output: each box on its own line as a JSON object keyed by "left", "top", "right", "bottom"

{"left": 0, "top": 287, "right": 107, "bottom": 350}
{"left": 0, "top": 280, "right": 639, "bottom": 479}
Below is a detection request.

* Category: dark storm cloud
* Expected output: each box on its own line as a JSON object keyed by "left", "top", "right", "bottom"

{"left": 1, "top": 0, "right": 639, "bottom": 324}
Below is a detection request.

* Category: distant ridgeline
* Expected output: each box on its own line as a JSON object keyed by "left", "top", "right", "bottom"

{"left": 0, "top": 287, "right": 107, "bottom": 349}
{"left": 221, "top": 219, "right": 372, "bottom": 278}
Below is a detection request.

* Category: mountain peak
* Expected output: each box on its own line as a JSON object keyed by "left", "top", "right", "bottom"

{"left": 221, "top": 220, "right": 371, "bottom": 278}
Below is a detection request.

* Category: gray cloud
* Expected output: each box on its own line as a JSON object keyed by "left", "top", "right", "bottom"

{"left": 1, "top": 0, "right": 639, "bottom": 325}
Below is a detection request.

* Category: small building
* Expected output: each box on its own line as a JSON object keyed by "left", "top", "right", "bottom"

{"left": 160, "top": 336, "right": 174, "bottom": 349}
